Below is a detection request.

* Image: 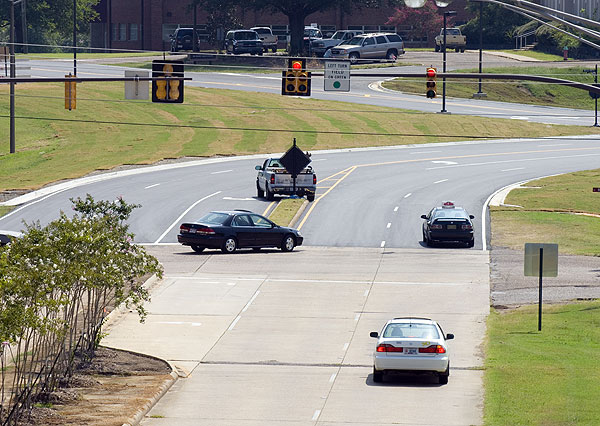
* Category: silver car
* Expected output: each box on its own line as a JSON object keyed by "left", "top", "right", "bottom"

{"left": 329, "top": 33, "right": 405, "bottom": 64}
{"left": 370, "top": 317, "right": 454, "bottom": 384}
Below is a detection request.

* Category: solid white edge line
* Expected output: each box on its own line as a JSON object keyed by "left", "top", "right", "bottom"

{"left": 228, "top": 315, "right": 241, "bottom": 331}
{"left": 380, "top": 241, "right": 385, "bottom": 248}
{"left": 154, "top": 191, "right": 221, "bottom": 244}
{"left": 144, "top": 183, "right": 160, "bottom": 189}
{"left": 242, "top": 291, "right": 260, "bottom": 313}
{"left": 0, "top": 188, "right": 69, "bottom": 222}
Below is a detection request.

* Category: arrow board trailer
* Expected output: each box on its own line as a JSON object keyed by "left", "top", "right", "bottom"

{"left": 324, "top": 61, "right": 350, "bottom": 92}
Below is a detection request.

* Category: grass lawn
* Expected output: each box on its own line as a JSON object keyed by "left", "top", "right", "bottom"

{"left": 491, "top": 169, "right": 600, "bottom": 256}
{"left": 0, "top": 206, "right": 14, "bottom": 217}
{"left": 17, "top": 52, "right": 165, "bottom": 60}
{"left": 2, "top": 82, "right": 597, "bottom": 193}
{"left": 484, "top": 300, "right": 600, "bottom": 425}
{"left": 382, "top": 66, "right": 598, "bottom": 110}
{"left": 268, "top": 198, "right": 306, "bottom": 226}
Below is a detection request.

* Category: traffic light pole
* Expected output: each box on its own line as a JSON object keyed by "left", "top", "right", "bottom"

{"left": 441, "top": 11, "right": 456, "bottom": 113}
{"left": 9, "top": 0, "right": 16, "bottom": 154}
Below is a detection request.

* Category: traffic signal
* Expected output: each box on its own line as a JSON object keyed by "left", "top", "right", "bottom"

{"left": 426, "top": 67, "right": 437, "bottom": 98}
{"left": 64, "top": 74, "right": 76, "bottom": 110}
{"left": 152, "top": 60, "right": 184, "bottom": 103}
{"left": 281, "top": 58, "right": 311, "bottom": 96}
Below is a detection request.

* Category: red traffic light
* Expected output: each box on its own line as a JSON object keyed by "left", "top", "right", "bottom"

{"left": 426, "top": 67, "right": 437, "bottom": 78}
{"left": 292, "top": 61, "right": 302, "bottom": 70}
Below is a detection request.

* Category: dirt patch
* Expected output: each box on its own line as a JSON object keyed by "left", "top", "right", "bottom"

{"left": 16, "top": 346, "right": 173, "bottom": 426}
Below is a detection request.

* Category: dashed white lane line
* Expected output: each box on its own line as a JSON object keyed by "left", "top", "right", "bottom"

{"left": 312, "top": 410, "right": 321, "bottom": 421}
{"left": 355, "top": 313, "right": 361, "bottom": 322}
{"left": 154, "top": 191, "right": 221, "bottom": 244}
{"left": 228, "top": 316, "right": 241, "bottom": 331}
{"left": 364, "top": 289, "right": 370, "bottom": 297}
{"left": 501, "top": 167, "right": 525, "bottom": 172}
{"left": 387, "top": 222, "right": 391, "bottom": 229}
{"left": 434, "top": 179, "right": 448, "bottom": 184}
{"left": 211, "top": 169, "right": 233, "bottom": 175}
{"left": 343, "top": 343, "right": 350, "bottom": 352}
{"left": 380, "top": 240, "right": 386, "bottom": 248}
{"left": 144, "top": 183, "right": 160, "bottom": 189}
{"left": 411, "top": 150, "right": 442, "bottom": 154}
{"left": 404, "top": 193, "right": 412, "bottom": 198}
{"left": 242, "top": 291, "right": 260, "bottom": 312}
{"left": 394, "top": 206, "right": 399, "bottom": 212}
{"left": 329, "top": 373, "right": 337, "bottom": 383}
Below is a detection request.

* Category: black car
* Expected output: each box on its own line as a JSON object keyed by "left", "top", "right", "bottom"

{"left": 170, "top": 28, "right": 201, "bottom": 52}
{"left": 0, "top": 230, "right": 22, "bottom": 246}
{"left": 177, "top": 210, "right": 303, "bottom": 253}
{"left": 421, "top": 202, "right": 474, "bottom": 247}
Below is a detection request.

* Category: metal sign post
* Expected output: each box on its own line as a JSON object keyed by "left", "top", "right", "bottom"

{"left": 524, "top": 243, "right": 558, "bottom": 331}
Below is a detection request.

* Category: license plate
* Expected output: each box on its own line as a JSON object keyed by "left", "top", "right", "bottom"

{"left": 447, "top": 224, "right": 457, "bottom": 230}
{"left": 405, "top": 348, "right": 417, "bottom": 355}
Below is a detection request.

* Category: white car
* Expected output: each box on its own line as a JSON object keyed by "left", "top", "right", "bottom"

{"left": 370, "top": 317, "right": 454, "bottom": 384}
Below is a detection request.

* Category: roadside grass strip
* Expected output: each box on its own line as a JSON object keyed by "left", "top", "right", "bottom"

{"left": 382, "top": 66, "right": 600, "bottom": 110}
{"left": 1, "top": 82, "right": 598, "bottom": 193}
{"left": 484, "top": 300, "right": 600, "bottom": 425}
{"left": 490, "top": 169, "right": 600, "bottom": 256}
{"left": 0, "top": 206, "right": 14, "bottom": 217}
{"left": 268, "top": 198, "right": 306, "bottom": 227}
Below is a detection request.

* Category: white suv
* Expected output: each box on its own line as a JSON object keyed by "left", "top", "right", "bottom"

{"left": 329, "top": 33, "right": 405, "bottom": 64}
{"left": 370, "top": 317, "right": 454, "bottom": 384}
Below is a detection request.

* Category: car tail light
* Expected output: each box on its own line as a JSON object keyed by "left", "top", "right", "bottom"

{"left": 376, "top": 344, "right": 403, "bottom": 353}
{"left": 419, "top": 345, "right": 446, "bottom": 354}
{"left": 180, "top": 225, "right": 190, "bottom": 233}
{"left": 313, "top": 174, "right": 317, "bottom": 184}
{"left": 431, "top": 224, "right": 442, "bottom": 230}
{"left": 197, "top": 227, "right": 216, "bottom": 235}
{"left": 461, "top": 224, "right": 473, "bottom": 230}
{"left": 270, "top": 175, "right": 275, "bottom": 184}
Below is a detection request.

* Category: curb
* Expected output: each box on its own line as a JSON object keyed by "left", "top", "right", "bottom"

{"left": 289, "top": 199, "right": 309, "bottom": 228}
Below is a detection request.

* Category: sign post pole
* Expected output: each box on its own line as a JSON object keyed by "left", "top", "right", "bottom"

{"left": 538, "top": 247, "right": 543, "bottom": 331}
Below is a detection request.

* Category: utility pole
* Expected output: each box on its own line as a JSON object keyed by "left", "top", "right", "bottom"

{"left": 441, "top": 10, "right": 456, "bottom": 113}
{"left": 21, "top": 0, "right": 27, "bottom": 54}
{"left": 73, "top": 0, "right": 77, "bottom": 76}
{"left": 9, "top": 0, "right": 16, "bottom": 154}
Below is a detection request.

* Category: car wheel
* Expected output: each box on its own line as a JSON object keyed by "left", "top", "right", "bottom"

{"left": 455, "top": 48, "right": 460, "bottom": 52}
{"left": 265, "top": 186, "right": 274, "bottom": 201}
{"left": 373, "top": 367, "right": 383, "bottom": 383}
{"left": 281, "top": 235, "right": 296, "bottom": 252}
{"left": 461, "top": 48, "right": 465, "bottom": 53}
{"left": 422, "top": 230, "right": 428, "bottom": 245}
{"left": 386, "top": 50, "right": 397, "bottom": 61}
{"left": 467, "top": 238, "right": 474, "bottom": 248}
{"left": 221, "top": 237, "right": 237, "bottom": 253}
{"left": 349, "top": 52, "right": 359, "bottom": 64}
{"left": 426, "top": 235, "right": 433, "bottom": 247}
{"left": 258, "top": 51, "right": 263, "bottom": 56}
{"left": 439, "top": 365, "right": 449, "bottom": 384}
{"left": 257, "top": 183, "right": 264, "bottom": 198}
{"left": 307, "top": 194, "right": 315, "bottom": 202}
{"left": 191, "top": 245, "right": 205, "bottom": 253}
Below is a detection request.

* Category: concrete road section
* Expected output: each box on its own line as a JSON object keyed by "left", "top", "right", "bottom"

{"left": 104, "top": 245, "right": 489, "bottom": 425}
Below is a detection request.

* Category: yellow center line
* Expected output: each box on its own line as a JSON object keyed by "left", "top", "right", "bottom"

{"left": 262, "top": 201, "right": 276, "bottom": 217}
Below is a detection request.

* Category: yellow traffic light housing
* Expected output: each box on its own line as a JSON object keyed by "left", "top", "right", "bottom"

{"left": 281, "top": 58, "right": 311, "bottom": 96}
{"left": 426, "top": 67, "right": 437, "bottom": 98}
{"left": 152, "top": 60, "right": 184, "bottom": 103}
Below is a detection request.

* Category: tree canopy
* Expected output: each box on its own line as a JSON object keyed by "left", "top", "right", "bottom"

{"left": 387, "top": 0, "right": 445, "bottom": 43}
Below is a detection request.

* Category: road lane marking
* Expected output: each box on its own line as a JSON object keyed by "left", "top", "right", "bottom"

{"left": 380, "top": 241, "right": 386, "bottom": 247}
{"left": 223, "top": 196, "right": 254, "bottom": 201}
{"left": 426, "top": 152, "right": 600, "bottom": 171}
{"left": 538, "top": 143, "right": 572, "bottom": 147}
{"left": 434, "top": 179, "right": 449, "bottom": 184}
{"left": 154, "top": 191, "right": 221, "bottom": 244}
{"left": 501, "top": 167, "right": 525, "bottom": 172}
{"left": 355, "top": 313, "right": 361, "bottom": 322}
{"left": 242, "top": 291, "right": 260, "bottom": 312}
{"left": 411, "top": 150, "right": 442, "bottom": 154}
{"left": 394, "top": 206, "right": 399, "bottom": 212}
{"left": 312, "top": 410, "right": 321, "bottom": 421}
{"left": 228, "top": 316, "right": 241, "bottom": 331}
{"left": 262, "top": 201, "right": 276, "bottom": 216}
{"left": 387, "top": 222, "right": 391, "bottom": 228}
{"left": 343, "top": 343, "right": 349, "bottom": 352}
{"left": 364, "top": 289, "right": 370, "bottom": 296}
{"left": 211, "top": 169, "right": 233, "bottom": 174}
{"left": 404, "top": 193, "right": 412, "bottom": 198}
{"left": 329, "top": 373, "right": 337, "bottom": 383}
{"left": 431, "top": 160, "right": 458, "bottom": 165}
{"left": 144, "top": 183, "right": 160, "bottom": 189}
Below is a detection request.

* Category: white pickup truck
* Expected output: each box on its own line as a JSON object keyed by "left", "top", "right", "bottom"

{"left": 434, "top": 28, "right": 466, "bottom": 52}
{"left": 251, "top": 27, "right": 278, "bottom": 53}
{"left": 255, "top": 158, "right": 316, "bottom": 201}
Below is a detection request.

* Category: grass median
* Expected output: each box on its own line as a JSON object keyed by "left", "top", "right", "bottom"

{"left": 484, "top": 300, "right": 600, "bottom": 425}
{"left": 268, "top": 198, "right": 306, "bottom": 227}
{"left": 490, "top": 168, "right": 600, "bottom": 256}
{"left": 1, "top": 82, "right": 598, "bottom": 193}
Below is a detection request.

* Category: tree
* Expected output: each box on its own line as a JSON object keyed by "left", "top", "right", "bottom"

{"left": 461, "top": 3, "right": 528, "bottom": 48}
{"left": 386, "top": 0, "right": 444, "bottom": 44}
{"left": 189, "top": 0, "right": 242, "bottom": 48}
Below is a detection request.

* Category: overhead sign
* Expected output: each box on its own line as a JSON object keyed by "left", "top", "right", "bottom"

{"left": 125, "top": 70, "right": 149, "bottom": 100}
{"left": 324, "top": 61, "right": 350, "bottom": 92}
{"left": 524, "top": 243, "right": 558, "bottom": 277}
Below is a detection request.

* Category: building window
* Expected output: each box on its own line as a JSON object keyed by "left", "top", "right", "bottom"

{"left": 112, "top": 23, "right": 118, "bottom": 41}
{"left": 120, "top": 24, "right": 127, "bottom": 41}
{"left": 130, "top": 24, "right": 138, "bottom": 41}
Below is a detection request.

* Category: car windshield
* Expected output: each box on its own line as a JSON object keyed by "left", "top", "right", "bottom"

{"left": 198, "top": 212, "right": 229, "bottom": 225}
{"left": 433, "top": 209, "right": 469, "bottom": 220}
{"left": 235, "top": 31, "right": 258, "bottom": 40}
{"left": 304, "top": 29, "right": 320, "bottom": 37}
{"left": 383, "top": 323, "right": 440, "bottom": 339}
{"left": 344, "top": 37, "right": 364, "bottom": 46}
{"left": 331, "top": 32, "right": 345, "bottom": 40}
{"left": 445, "top": 29, "right": 460, "bottom": 35}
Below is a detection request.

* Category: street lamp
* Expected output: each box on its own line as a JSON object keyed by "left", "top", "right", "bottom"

{"left": 441, "top": 10, "right": 456, "bottom": 113}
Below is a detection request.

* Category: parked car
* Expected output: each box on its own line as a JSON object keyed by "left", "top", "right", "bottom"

{"left": 434, "top": 28, "right": 467, "bottom": 52}
{"left": 329, "top": 33, "right": 405, "bottom": 64}
{"left": 170, "top": 28, "right": 201, "bottom": 52}
{"left": 256, "top": 158, "right": 316, "bottom": 202}
{"left": 251, "top": 27, "right": 278, "bottom": 53}
{"left": 177, "top": 210, "right": 303, "bottom": 253}
{"left": 303, "top": 26, "right": 323, "bottom": 55}
{"left": 224, "top": 30, "right": 263, "bottom": 55}
{"left": 421, "top": 201, "right": 474, "bottom": 247}
{"left": 310, "top": 30, "right": 363, "bottom": 57}
{"left": 0, "top": 230, "right": 23, "bottom": 246}
{"left": 370, "top": 317, "right": 454, "bottom": 384}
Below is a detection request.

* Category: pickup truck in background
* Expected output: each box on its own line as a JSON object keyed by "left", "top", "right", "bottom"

{"left": 310, "top": 30, "right": 363, "bottom": 57}
{"left": 434, "top": 28, "right": 466, "bottom": 52}
{"left": 251, "top": 27, "right": 278, "bottom": 53}
{"left": 256, "top": 158, "right": 316, "bottom": 202}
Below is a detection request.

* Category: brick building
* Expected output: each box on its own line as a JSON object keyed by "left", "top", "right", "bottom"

{"left": 90, "top": 0, "right": 472, "bottom": 51}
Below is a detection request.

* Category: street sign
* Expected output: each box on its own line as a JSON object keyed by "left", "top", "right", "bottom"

{"left": 324, "top": 61, "right": 350, "bottom": 92}
{"left": 125, "top": 70, "right": 149, "bottom": 100}
{"left": 280, "top": 139, "right": 311, "bottom": 177}
{"left": 524, "top": 243, "right": 558, "bottom": 277}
